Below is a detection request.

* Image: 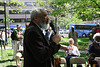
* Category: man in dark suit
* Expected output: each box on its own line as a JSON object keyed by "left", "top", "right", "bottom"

{"left": 24, "top": 8, "right": 68, "bottom": 67}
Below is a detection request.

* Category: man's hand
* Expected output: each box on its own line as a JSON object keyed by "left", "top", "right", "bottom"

{"left": 53, "top": 33, "right": 61, "bottom": 44}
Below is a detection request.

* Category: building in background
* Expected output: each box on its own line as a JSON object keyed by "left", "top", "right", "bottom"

{"left": 0, "top": 0, "right": 43, "bottom": 29}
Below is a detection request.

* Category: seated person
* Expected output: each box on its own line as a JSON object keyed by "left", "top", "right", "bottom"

{"left": 65, "top": 38, "right": 80, "bottom": 67}
{"left": 17, "top": 31, "right": 23, "bottom": 45}
{"left": 87, "top": 33, "right": 100, "bottom": 67}
{"left": 87, "top": 53, "right": 98, "bottom": 67}
{"left": 16, "top": 45, "right": 23, "bottom": 67}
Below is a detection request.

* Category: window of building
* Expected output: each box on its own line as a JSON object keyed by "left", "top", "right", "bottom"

{"left": 75, "top": 25, "right": 96, "bottom": 30}
{"left": 0, "top": 19, "right": 3, "bottom": 23}
{"left": 14, "top": 19, "right": 21, "bottom": 22}
{"left": 9, "top": 10, "right": 22, "bottom": 14}
{"left": 24, "top": 18, "right": 31, "bottom": 22}
{"left": 24, "top": 2, "right": 36, "bottom": 6}
{"left": 33, "top": 2, "right": 36, "bottom": 6}
{"left": 0, "top": 10, "right": 4, "bottom": 14}
{"left": 27, "top": 18, "right": 31, "bottom": 22}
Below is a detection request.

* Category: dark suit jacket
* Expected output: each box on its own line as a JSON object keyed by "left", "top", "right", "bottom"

{"left": 24, "top": 22, "right": 60, "bottom": 67}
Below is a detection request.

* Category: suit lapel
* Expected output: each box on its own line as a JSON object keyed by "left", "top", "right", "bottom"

{"left": 30, "top": 22, "right": 50, "bottom": 46}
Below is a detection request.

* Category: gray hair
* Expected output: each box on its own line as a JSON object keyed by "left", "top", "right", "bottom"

{"left": 68, "top": 38, "right": 74, "bottom": 44}
{"left": 30, "top": 8, "right": 43, "bottom": 21}
{"left": 93, "top": 33, "right": 100, "bottom": 40}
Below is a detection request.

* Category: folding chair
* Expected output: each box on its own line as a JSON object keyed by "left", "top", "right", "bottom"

{"left": 95, "top": 57, "right": 100, "bottom": 67}
{"left": 70, "top": 57, "right": 86, "bottom": 67}
{"left": 60, "top": 57, "right": 67, "bottom": 67}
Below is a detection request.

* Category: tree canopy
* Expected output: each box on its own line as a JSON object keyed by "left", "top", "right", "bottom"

{"left": 53, "top": 0, "right": 100, "bottom": 21}
{"left": 37, "top": 0, "right": 100, "bottom": 21}
{"left": 0, "top": 0, "right": 24, "bottom": 23}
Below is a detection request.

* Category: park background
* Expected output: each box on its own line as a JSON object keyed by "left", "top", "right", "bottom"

{"left": 0, "top": 0, "right": 100, "bottom": 67}
{"left": 0, "top": 38, "right": 89, "bottom": 67}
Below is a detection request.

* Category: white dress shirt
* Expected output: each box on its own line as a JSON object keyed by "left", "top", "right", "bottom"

{"left": 67, "top": 45, "right": 80, "bottom": 56}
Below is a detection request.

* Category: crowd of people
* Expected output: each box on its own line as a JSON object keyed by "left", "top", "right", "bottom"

{"left": 0, "top": 8, "right": 100, "bottom": 67}
{"left": 87, "top": 24, "right": 100, "bottom": 67}
{"left": 11, "top": 23, "right": 29, "bottom": 66}
{"left": 68, "top": 23, "right": 100, "bottom": 67}
{"left": 0, "top": 23, "right": 28, "bottom": 66}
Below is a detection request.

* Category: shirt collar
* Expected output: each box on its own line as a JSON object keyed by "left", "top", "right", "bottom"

{"left": 33, "top": 22, "right": 41, "bottom": 30}
{"left": 69, "top": 45, "right": 74, "bottom": 47}
{"left": 33, "top": 22, "right": 45, "bottom": 34}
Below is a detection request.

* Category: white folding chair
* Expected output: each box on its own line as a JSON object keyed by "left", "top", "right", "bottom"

{"left": 60, "top": 57, "right": 67, "bottom": 67}
{"left": 95, "top": 57, "right": 100, "bottom": 67}
{"left": 70, "top": 57, "right": 86, "bottom": 67}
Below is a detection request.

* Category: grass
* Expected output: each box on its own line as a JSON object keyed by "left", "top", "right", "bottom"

{"left": 0, "top": 38, "right": 89, "bottom": 67}
{"left": 0, "top": 38, "right": 17, "bottom": 67}
{"left": 54, "top": 37, "right": 89, "bottom": 61}
{"left": 60, "top": 38, "right": 89, "bottom": 50}
{"left": 0, "top": 49, "right": 89, "bottom": 67}
{"left": 0, "top": 49, "right": 16, "bottom": 67}
{"left": 54, "top": 52, "right": 89, "bottom": 60}
{"left": 54, "top": 52, "right": 65, "bottom": 58}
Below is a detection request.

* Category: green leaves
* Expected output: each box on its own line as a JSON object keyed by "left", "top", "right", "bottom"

{"left": 48, "top": 0, "right": 100, "bottom": 21}
{"left": 0, "top": 0, "right": 24, "bottom": 24}
{"left": 68, "top": 0, "right": 100, "bottom": 20}
{"left": 50, "top": 9, "right": 63, "bottom": 17}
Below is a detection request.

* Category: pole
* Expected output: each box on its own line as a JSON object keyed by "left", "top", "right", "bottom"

{"left": 25, "top": 11, "right": 27, "bottom": 22}
{"left": 4, "top": 0, "right": 7, "bottom": 44}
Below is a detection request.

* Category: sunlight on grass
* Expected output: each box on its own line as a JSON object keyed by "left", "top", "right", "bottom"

{"left": 0, "top": 38, "right": 89, "bottom": 67}
{"left": 0, "top": 49, "right": 16, "bottom": 67}
{"left": 60, "top": 38, "right": 89, "bottom": 49}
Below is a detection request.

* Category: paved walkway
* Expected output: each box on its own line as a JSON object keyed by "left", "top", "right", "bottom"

{"left": 0, "top": 47, "right": 88, "bottom": 53}
{"left": 0, "top": 47, "right": 12, "bottom": 49}
{"left": 59, "top": 49, "right": 88, "bottom": 53}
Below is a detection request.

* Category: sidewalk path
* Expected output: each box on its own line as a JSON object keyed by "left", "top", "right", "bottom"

{"left": 0, "top": 47, "right": 12, "bottom": 49}
{"left": 1, "top": 47, "right": 88, "bottom": 53}
{"left": 59, "top": 49, "right": 88, "bottom": 53}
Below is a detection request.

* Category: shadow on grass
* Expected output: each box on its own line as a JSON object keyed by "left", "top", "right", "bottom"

{"left": 78, "top": 38, "right": 89, "bottom": 43}
{"left": 8, "top": 55, "right": 13, "bottom": 56}
{"left": 0, "top": 59, "right": 15, "bottom": 63}
{"left": 6, "top": 65, "right": 16, "bottom": 67}
{"left": 59, "top": 41, "right": 68, "bottom": 46}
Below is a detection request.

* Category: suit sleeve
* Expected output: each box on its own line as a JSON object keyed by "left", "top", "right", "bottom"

{"left": 26, "top": 31, "right": 60, "bottom": 63}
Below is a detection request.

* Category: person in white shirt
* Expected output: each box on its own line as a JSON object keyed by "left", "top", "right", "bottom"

{"left": 65, "top": 38, "right": 80, "bottom": 67}
{"left": 0, "top": 29, "right": 6, "bottom": 50}
{"left": 2, "top": 30, "right": 6, "bottom": 49}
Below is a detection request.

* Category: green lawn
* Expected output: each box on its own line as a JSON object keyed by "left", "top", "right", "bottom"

{"left": 54, "top": 52, "right": 89, "bottom": 60}
{"left": 60, "top": 38, "right": 89, "bottom": 50}
{"left": 0, "top": 49, "right": 16, "bottom": 67}
{"left": 0, "top": 38, "right": 89, "bottom": 67}
{"left": 54, "top": 38, "right": 89, "bottom": 61}
{"left": 0, "top": 49, "right": 89, "bottom": 67}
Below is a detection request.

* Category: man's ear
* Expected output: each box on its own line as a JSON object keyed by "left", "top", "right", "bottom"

{"left": 33, "top": 16, "right": 38, "bottom": 21}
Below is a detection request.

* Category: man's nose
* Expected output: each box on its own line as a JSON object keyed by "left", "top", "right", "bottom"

{"left": 46, "top": 15, "right": 49, "bottom": 20}
{"left": 46, "top": 16, "right": 49, "bottom": 24}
